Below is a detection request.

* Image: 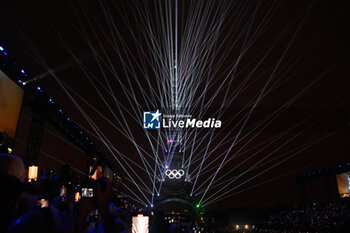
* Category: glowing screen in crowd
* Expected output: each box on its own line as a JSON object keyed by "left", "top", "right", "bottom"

{"left": 0, "top": 70, "right": 23, "bottom": 138}
{"left": 336, "top": 172, "right": 350, "bottom": 198}
{"left": 132, "top": 214, "right": 149, "bottom": 233}
{"left": 28, "top": 165, "right": 38, "bottom": 182}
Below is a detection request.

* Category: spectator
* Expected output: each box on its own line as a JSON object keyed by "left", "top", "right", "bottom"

{"left": 0, "top": 153, "right": 26, "bottom": 182}
{"left": 0, "top": 174, "right": 23, "bottom": 232}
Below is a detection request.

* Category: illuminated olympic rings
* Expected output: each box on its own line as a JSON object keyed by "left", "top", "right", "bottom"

{"left": 165, "top": 169, "right": 185, "bottom": 179}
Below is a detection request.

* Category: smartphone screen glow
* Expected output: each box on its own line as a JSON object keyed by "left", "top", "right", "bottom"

{"left": 132, "top": 214, "right": 149, "bottom": 233}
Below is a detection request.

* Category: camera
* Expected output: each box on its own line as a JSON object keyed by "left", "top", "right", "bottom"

{"left": 81, "top": 187, "right": 94, "bottom": 198}
{"left": 81, "top": 178, "right": 96, "bottom": 199}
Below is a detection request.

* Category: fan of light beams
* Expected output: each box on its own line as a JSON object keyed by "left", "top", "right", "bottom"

{"left": 11, "top": 0, "right": 348, "bottom": 207}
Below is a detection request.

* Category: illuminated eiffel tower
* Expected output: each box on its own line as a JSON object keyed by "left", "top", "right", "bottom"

{"left": 156, "top": 63, "right": 192, "bottom": 200}
{"left": 160, "top": 135, "right": 191, "bottom": 197}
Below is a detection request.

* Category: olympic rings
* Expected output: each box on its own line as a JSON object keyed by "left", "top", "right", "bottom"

{"left": 165, "top": 169, "right": 184, "bottom": 179}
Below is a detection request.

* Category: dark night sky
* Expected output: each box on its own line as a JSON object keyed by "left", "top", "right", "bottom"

{"left": 0, "top": 0, "right": 349, "bottom": 208}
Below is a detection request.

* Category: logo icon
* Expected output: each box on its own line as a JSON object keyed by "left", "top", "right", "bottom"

{"left": 143, "top": 110, "right": 162, "bottom": 129}
{"left": 165, "top": 169, "right": 185, "bottom": 179}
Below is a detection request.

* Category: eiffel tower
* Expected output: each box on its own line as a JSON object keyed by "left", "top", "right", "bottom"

{"left": 154, "top": 63, "right": 195, "bottom": 209}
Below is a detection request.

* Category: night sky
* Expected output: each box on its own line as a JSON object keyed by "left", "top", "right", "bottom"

{"left": 0, "top": 0, "right": 349, "bottom": 208}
